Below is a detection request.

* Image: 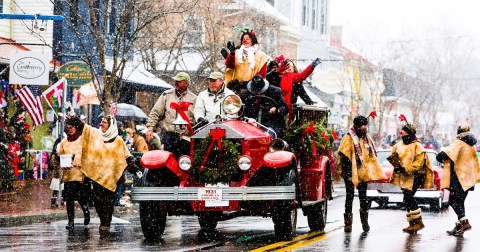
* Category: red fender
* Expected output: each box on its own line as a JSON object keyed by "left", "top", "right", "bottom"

{"left": 263, "top": 151, "right": 295, "bottom": 168}
{"left": 140, "top": 150, "right": 189, "bottom": 180}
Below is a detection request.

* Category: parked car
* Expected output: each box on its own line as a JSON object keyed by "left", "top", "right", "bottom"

{"left": 366, "top": 149, "right": 449, "bottom": 211}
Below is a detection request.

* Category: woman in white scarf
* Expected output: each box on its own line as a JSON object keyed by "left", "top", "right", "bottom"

{"left": 224, "top": 29, "right": 270, "bottom": 94}
{"left": 81, "top": 115, "right": 131, "bottom": 235}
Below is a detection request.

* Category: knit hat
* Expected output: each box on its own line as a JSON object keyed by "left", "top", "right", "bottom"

{"left": 353, "top": 115, "right": 368, "bottom": 127}
{"left": 401, "top": 123, "right": 417, "bottom": 136}
{"left": 457, "top": 123, "right": 470, "bottom": 134}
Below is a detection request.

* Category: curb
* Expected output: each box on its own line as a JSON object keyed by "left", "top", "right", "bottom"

{"left": 0, "top": 205, "right": 139, "bottom": 228}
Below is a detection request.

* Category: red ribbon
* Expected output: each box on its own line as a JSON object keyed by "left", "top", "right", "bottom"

{"left": 170, "top": 101, "right": 193, "bottom": 134}
{"left": 200, "top": 128, "right": 226, "bottom": 172}
{"left": 322, "top": 131, "right": 330, "bottom": 141}
{"left": 302, "top": 123, "right": 317, "bottom": 156}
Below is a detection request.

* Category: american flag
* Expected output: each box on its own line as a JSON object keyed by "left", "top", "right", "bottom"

{"left": 16, "top": 85, "right": 44, "bottom": 127}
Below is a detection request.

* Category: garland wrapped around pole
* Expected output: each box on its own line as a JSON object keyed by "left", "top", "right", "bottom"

{"left": 194, "top": 128, "right": 241, "bottom": 184}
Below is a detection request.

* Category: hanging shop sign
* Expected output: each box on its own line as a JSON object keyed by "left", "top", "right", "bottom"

{"left": 9, "top": 51, "right": 49, "bottom": 85}
{"left": 57, "top": 61, "right": 92, "bottom": 87}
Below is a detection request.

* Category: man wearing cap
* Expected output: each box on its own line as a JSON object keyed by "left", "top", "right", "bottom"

{"left": 389, "top": 122, "right": 434, "bottom": 234}
{"left": 146, "top": 72, "right": 197, "bottom": 158}
{"left": 194, "top": 71, "right": 235, "bottom": 124}
{"left": 240, "top": 75, "right": 288, "bottom": 137}
{"left": 337, "top": 115, "right": 386, "bottom": 233}
{"left": 436, "top": 123, "right": 480, "bottom": 236}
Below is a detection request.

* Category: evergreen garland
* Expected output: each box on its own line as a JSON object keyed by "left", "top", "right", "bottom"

{"left": 194, "top": 135, "right": 241, "bottom": 184}
{"left": 284, "top": 119, "right": 336, "bottom": 156}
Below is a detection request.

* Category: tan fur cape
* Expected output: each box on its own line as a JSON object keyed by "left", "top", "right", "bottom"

{"left": 225, "top": 50, "right": 269, "bottom": 84}
{"left": 337, "top": 135, "right": 386, "bottom": 186}
{"left": 81, "top": 125, "right": 132, "bottom": 192}
{"left": 58, "top": 136, "right": 84, "bottom": 183}
{"left": 441, "top": 139, "right": 480, "bottom": 191}
{"left": 390, "top": 141, "right": 434, "bottom": 190}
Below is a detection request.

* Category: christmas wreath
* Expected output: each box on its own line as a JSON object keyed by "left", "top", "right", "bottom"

{"left": 284, "top": 120, "right": 337, "bottom": 156}
{"left": 193, "top": 128, "right": 241, "bottom": 184}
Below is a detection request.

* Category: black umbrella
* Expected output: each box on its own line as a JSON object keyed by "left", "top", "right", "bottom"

{"left": 99, "top": 103, "right": 148, "bottom": 123}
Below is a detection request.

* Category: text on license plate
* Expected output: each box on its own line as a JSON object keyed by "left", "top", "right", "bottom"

{"left": 198, "top": 188, "right": 223, "bottom": 201}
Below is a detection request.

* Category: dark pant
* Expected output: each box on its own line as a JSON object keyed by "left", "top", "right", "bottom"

{"left": 92, "top": 181, "right": 116, "bottom": 227}
{"left": 402, "top": 175, "right": 425, "bottom": 212}
{"left": 344, "top": 178, "right": 369, "bottom": 213}
{"left": 161, "top": 132, "right": 190, "bottom": 158}
{"left": 449, "top": 169, "right": 470, "bottom": 219}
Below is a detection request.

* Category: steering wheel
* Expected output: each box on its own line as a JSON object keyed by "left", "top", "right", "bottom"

{"left": 244, "top": 95, "right": 278, "bottom": 111}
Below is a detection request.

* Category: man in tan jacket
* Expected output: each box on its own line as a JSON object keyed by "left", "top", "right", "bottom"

{"left": 337, "top": 115, "right": 386, "bottom": 232}
{"left": 436, "top": 123, "right": 480, "bottom": 236}
{"left": 146, "top": 72, "right": 197, "bottom": 158}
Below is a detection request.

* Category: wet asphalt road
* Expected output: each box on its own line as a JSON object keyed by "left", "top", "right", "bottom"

{"left": 1, "top": 187, "right": 480, "bottom": 251}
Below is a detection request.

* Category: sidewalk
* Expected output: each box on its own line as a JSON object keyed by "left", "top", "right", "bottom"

{"left": 0, "top": 180, "right": 137, "bottom": 227}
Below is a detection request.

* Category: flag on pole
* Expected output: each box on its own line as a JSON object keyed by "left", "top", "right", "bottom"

{"left": 42, "top": 77, "right": 66, "bottom": 112}
{"left": 16, "top": 85, "right": 44, "bottom": 127}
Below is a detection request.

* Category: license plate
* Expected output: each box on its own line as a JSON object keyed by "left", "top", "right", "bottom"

{"left": 198, "top": 188, "right": 223, "bottom": 201}
{"left": 389, "top": 194, "right": 404, "bottom": 202}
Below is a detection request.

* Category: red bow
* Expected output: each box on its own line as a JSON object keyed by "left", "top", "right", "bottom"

{"left": 302, "top": 123, "right": 317, "bottom": 156}
{"left": 368, "top": 110, "right": 377, "bottom": 119}
{"left": 170, "top": 101, "right": 193, "bottom": 134}
{"left": 200, "top": 128, "right": 226, "bottom": 171}
{"left": 398, "top": 114, "right": 408, "bottom": 124}
{"left": 322, "top": 131, "right": 330, "bottom": 141}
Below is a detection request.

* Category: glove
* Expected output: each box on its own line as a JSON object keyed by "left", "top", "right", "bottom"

{"left": 311, "top": 58, "right": 321, "bottom": 68}
{"left": 227, "top": 41, "right": 236, "bottom": 55}
{"left": 393, "top": 166, "right": 406, "bottom": 174}
{"left": 220, "top": 48, "right": 228, "bottom": 59}
{"left": 276, "top": 62, "right": 289, "bottom": 73}
{"left": 197, "top": 117, "right": 208, "bottom": 125}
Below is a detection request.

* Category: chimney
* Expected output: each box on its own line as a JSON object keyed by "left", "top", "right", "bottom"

{"left": 330, "top": 26, "right": 343, "bottom": 47}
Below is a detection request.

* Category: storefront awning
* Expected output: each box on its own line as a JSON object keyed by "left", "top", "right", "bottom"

{"left": 0, "top": 37, "right": 30, "bottom": 64}
{"left": 105, "top": 58, "right": 172, "bottom": 92}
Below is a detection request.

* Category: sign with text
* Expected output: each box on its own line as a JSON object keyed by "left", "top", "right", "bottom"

{"left": 57, "top": 61, "right": 92, "bottom": 87}
{"left": 9, "top": 51, "right": 49, "bottom": 85}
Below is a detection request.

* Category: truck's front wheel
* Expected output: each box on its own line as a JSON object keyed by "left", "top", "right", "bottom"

{"left": 273, "top": 201, "right": 297, "bottom": 240}
{"left": 139, "top": 201, "right": 167, "bottom": 240}
{"left": 198, "top": 212, "right": 220, "bottom": 232}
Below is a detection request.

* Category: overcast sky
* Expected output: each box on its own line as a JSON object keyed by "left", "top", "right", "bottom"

{"left": 330, "top": 0, "right": 480, "bottom": 59}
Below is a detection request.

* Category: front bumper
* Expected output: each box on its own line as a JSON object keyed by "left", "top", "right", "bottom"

{"left": 131, "top": 185, "right": 296, "bottom": 201}
{"left": 366, "top": 182, "right": 443, "bottom": 203}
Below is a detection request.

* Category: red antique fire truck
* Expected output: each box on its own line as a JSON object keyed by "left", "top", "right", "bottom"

{"left": 131, "top": 94, "right": 334, "bottom": 241}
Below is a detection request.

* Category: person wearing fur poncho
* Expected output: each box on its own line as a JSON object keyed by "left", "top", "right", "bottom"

{"left": 81, "top": 115, "right": 132, "bottom": 234}
{"left": 436, "top": 123, "right": 480, "bottom": 236}
{"left": 390, "top": 123, "right": 434, "bottom": 234}
{"left": 224, "top": 29, "right": 269, "bottom": 95}
{"left": 337, "top": 115, "right": 386, "bottom": 233}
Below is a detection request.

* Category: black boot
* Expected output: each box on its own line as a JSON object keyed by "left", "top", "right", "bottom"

{"left": 360, "top": 210, "right": 370, "bottom": 232}
{"left": 344, "top": 213, "right": 353, "bottom": 232}
{"left": 81, "top": 204, "right": 90, "bottom": 226}
{"left": 65, "top": 201, "right": 75, "bottom": 230}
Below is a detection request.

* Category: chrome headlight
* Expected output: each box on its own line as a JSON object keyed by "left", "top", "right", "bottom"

{"left": 178, "top": 155, "right": 192, "bottom": 171}
{"left": 223, "top": 94, "right": 242, "bottom": 115}
{"left": 238, "top": 156, "right": 252, "bottom": 171}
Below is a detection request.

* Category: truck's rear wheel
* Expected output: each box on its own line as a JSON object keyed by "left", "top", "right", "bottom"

{"left": 198, "top": 212, "right": 220, "bottom": 232}
{"left": 306, "top": 200, "right": 328, "bottom": 231}
{"left": 139, "top": 201, "right": 167, "bottom": 240}
{"left": 273, "top": 201, "right": 297, "bottom": 240}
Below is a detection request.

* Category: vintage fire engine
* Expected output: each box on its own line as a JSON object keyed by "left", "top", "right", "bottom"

{"left": 131, "top": 95, "right": 334, "bottom": 241}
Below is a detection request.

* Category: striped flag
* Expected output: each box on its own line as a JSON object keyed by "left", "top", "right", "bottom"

{"left": 16, "top": 85, "right": 44, "bottom": 127}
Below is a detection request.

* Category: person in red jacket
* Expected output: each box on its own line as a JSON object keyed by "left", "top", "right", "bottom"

{"left": 270, "top": 55, "right": 321, "bottom": 122}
